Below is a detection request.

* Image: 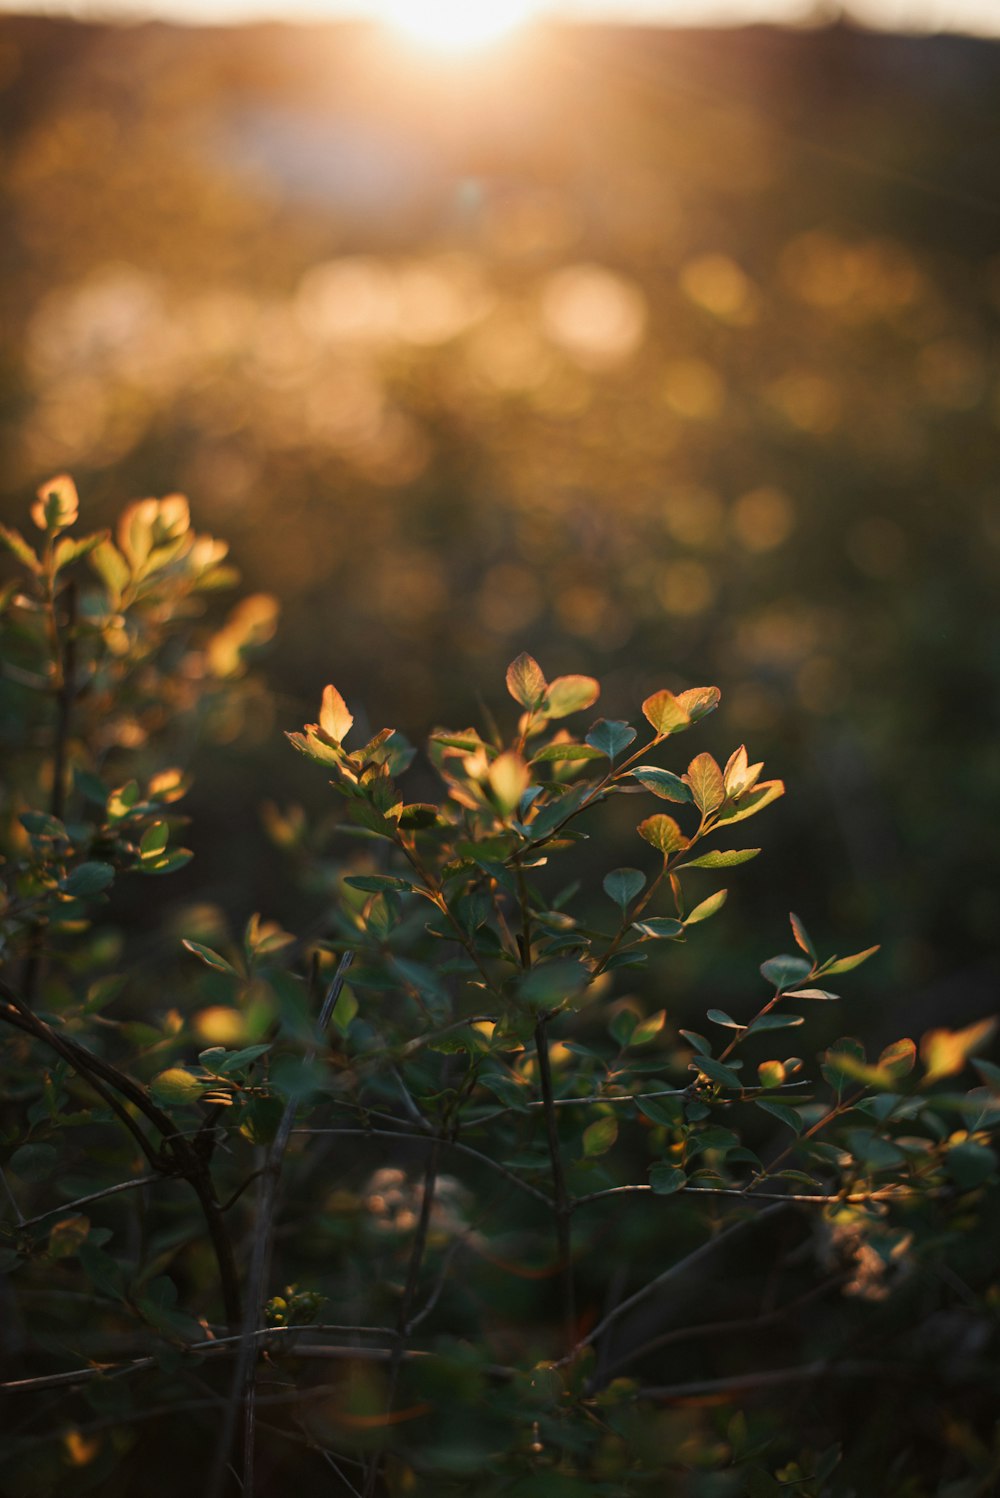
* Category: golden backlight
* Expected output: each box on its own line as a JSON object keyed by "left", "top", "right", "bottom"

{"left": 374, "top": 0, "right": 536, "bottom": 53}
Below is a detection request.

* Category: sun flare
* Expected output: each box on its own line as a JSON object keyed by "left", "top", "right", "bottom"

{"left": 374, "top": 0, "right": 536, "bottom": 54}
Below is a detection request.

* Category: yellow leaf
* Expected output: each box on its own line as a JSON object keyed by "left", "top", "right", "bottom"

{"left": 319, "top": 684, "right": 354, "bottom": 744}
{"left": 921, "top": 1018, "right": 997, "bottom": 1083}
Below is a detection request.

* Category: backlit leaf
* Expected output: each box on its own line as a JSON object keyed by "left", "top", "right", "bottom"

{"left": 488, "top": 751, "right": 531, "bottom": 816}
{"left": 530, "top": 741, "right": 604, "bottom": 764}
{"left": 545, "top": 674, "right": 601, "bottom": 719}
{"left": 641, "top": 689, "right": 690, "bottom": 737}
{"left": 631, "top": 1009, "right": 666, "bottom": 1045}
{"left": 150, "top": 1069, "right": 204, "bottom": 1105}
{"left": 506, "top": 652, "right": 547, "bottom": 710}
{"left": 319, "top": 684, "right": 353, "bottom": 744}
{"left": 921, "top": 1018, "right": 997, "bottom": 1083}
{"left": 685, "top": 752, "right": 725, "bottom": 815}
{"left": 637, "top": 814, "right": 688, "bottom": 856}
{"left": 676, "top": 848, "right": 760, "bottom": 869}
{"left": 878, "top": 1037, "right": 917, "bottom": 1078}
{"left": 789, "top": 912, "right": 816, "bottom": 960}
{"left": 675, "top": 685, "right": 721, "bottom": 722}
{"left": 715, "top": 780, "right": 785, "bottom": 826}
{"left": 747, "top": 1012, "right": 804, "bottom": 1033}
{"left": 685, "top": 888, "right": 728, "bottom": 925}
{"left": 582, "top": 1115, "right": 618, "bottom": 1157}
{"left": 757, "top": 1060, "right": 786, "bottom": 1089}
{"left": 820, "top": 945, "right": 880, "bottom": 977}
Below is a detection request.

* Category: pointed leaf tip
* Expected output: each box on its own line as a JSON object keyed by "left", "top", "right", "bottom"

{"left": 319, "top": 684, "right": 353, "bottom": 744}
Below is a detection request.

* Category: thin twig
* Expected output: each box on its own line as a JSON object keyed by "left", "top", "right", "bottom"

{"left": 18, "top": 1173, "right": 159, "bottom": 1228}
{"left": 534, "top": 1017, "right": 575, "bottom": 1345}
{"left": 555, "top": 1201, "right": 789, "bottom": 1367}
{"left": 570, "top": 1182, "right": 918, "bottom": 1209}
{"left": 291, "top": 1128, "right": 553, "bottom": 1208}
{"left": 637, "top": 1358, "right": 919, "bottom": 1401}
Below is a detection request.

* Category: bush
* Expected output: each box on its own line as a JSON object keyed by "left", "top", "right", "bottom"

{"left": 1, "top": 478, "right": 998, "bottom": 1497}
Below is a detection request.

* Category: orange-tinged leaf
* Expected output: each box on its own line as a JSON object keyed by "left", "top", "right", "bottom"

{"left": 675, "top": 685, "right": 721, "bottom": 722}
{"left": 544, "top": 674, "right": 600, "bottom": 719}
{"left": 715, "top": 780, "right": 785, "bottom": 826}
{"left": 319, "top": 684, "right": 353, "bottom": 744}
{"left": 789, "top": 912, "right": 815, "bottom": 960}
{"left": 637, "top": 813, "right": 689, "bottom": 856}
{"left": 685, "top": 752, "right": 725, "bottom": 815}
{"left": 878, "top": 1037, "right": 917, "bottom": 1079}
{"left": 641, "top": 689, "right": 690, "bottom": 737}
{"left": 506, "top": 652, "right": 547, "bottom": 710}
{"left": 32, "top": 473, "right": 79, "bottom": 533}
{"left": 488, "top": 751, "right": 530, "bottom": 816}
{"left": 921, "top": 1018, "right": 997, "bottom": 1084}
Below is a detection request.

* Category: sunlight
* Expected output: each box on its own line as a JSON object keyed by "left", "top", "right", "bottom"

{"left": 373, "top": 0, "right": 536, "bottom": 54}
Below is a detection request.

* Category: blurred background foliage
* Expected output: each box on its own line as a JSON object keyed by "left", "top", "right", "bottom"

{"left": 1, "top": 12, "right": 998, "bottom": 1029}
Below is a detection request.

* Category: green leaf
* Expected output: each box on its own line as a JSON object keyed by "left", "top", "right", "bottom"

{"left": 637, "top": 814, "right": 688, "bottom": 856}
{"left": 506, "top": 652, "right": 548, "bottom": 710}
{"left": 181, "top": 939, "right": 240, "bottom": 977}
{"left": 630, "top": 766, "right": 692, "bottom": 802}
{"left": 878, "top": 1037, "right": 917, "bottom": 1079}
{"left": 755, "top": 1099, "right": 803, "bottom": 1133}
{"left": 586, "top": 719, "right": 636, "bottom": 761}
{"left": 715, "top": 780, "right": 785, "bottom": 826}
{"left": 582, "top": 1115, "right": 618, "bottom": 1157}
{"left": 784, "top": 988, "right": 840, "bottom": 1002}
{"left": 239, "top": 1094, "right": 285, "bottom": 1145}
{"left": 679, "top": 1029, "right": 712, "bottom": 1055}
{"left": 631, "top": 1009, "right": 666, "bottom": 1046}
{"left": 685, "top": 753, "right": 725, "bottom": 815}
{"left": 59, "top": 861, "right": 115, "bottom": 898}
{"left": 150, "top": 1069, "right": 204, "bottom": 1105}
{"left": 759, "top": 954, "right": 813, "bottom": 990}
{"left": 344, "top": 875, "right": 415, "bottom": 893}
{"left": 685, "top": 889, "right": 728, "bottom": 925}
{"left": 844, "top": 1129, "right": 907, "bottom": 1170}
{"left": 945, "top": 1140, "right": 997, "bottom": 1188}
{"left": 140, "top": 821, "right": 170, "bottom": 859}
{"left": 632, "top": 916, "right": 684, "bottom": 940}
{"left": 635, "top": 1094, "right": 681, "bottom": 1126}
{"left": 676, "top": 849, "right": 760, "bottom": 869}
{"left": 53, "top": 531, "right": 109, "bottom": 573}
{"left": 210, "top": 1044, "right": 271, "bottom": 1075}
{"left": 0, "top": 523, "right": 40, "bottom": 571}
{"left": 820, "top": 945, "right": 880, "bottom": 977}
{"left": 530, "top": 742, "right": 604, "bottom": 764}
{"left": 748, "top": 1012, "right": 804, "bottom": 1033}
{"left": 694, "top": 1056, "right": 743, "bottom": 1088}
{"left": 397, "top": 803, "right": 439, "bottom": 829}
{"left": 602, "top": 867, "right": 645, "bottom": 910}
{"left": 9, "top": 1142, "right": 58, "bottom": 1182}
{"left": 609, "top": 1010, "right": 637, "bottom": 1046}
{"left": 138, "top": 848, "right": 193, "bottom": 876}
{"left": 649, "top": 1163, "right": 686, "bottom": 1194}
{"left": 544, "top": 674, "right": 601, "bottom": 719}
{"left": 707, "top": 1009, "right": 741, "bottom": 1028}
{"left": 789, "top": 912, "right": 816, "bottom": 960}
{"left": 519, "top": 959, "right": 590, "bottom": 1011}
{"left": 641, "top": 689, "right": 691, "bottom": 737}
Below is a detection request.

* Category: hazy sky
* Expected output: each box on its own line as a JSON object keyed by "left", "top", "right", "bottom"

{"left": 1, "top": 0, "right": 997, "bottom": 30}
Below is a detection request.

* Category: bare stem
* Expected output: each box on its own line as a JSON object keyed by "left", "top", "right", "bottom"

{"left": 534, "top": 1017, "right": 575, "bottom": 1345}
